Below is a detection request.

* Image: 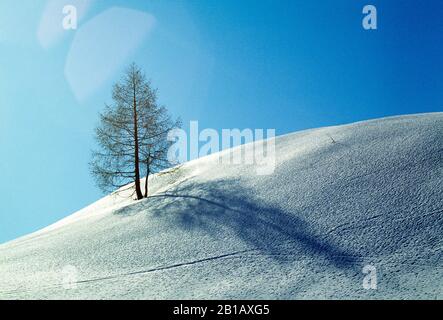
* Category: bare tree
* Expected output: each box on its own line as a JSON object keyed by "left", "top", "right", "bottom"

{"left": 90, "top": 63, "right": 180, "bottom": 200}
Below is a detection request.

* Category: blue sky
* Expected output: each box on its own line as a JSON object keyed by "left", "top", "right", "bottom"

{"left": 0, "top": 0, "right": 442, "bottom": 243}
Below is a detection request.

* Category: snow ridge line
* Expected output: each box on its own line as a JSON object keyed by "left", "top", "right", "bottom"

{"left": 0, "top": 249, "right": 256, "bottom": 296}
{"left": 76, "top": 249, "right": 256, "bottom": 285}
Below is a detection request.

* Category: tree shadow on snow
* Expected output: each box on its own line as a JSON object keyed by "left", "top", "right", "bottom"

{"left": 114, "top": 177, "right": 358, "bottom": 270}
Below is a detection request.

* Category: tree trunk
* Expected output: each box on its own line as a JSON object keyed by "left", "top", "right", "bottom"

{"left": 144, "top": 158, "right": 150, "bottom": 198}
{"left": 133, "top": 76, "right": 143, "bottom": 200}
{"left": 145, "top": 156, "right": 151, "bottom": 198}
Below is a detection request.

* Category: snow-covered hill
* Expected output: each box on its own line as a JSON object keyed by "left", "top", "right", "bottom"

{"left": 1, "top": 113, "right": 442, "bottom": 299}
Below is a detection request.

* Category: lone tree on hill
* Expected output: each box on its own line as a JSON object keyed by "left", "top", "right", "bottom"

{"left": 90, "top": 63, "right": 180, "bottom": 200}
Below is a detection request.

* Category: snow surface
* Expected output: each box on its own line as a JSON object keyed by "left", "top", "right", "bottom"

{"left": 0, "top": 113, "right": 442, "bottom": 299}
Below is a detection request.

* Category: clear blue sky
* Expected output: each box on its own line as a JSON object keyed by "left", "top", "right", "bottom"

{"left": 0, "top": 0, "right": 442, "bottom": 243}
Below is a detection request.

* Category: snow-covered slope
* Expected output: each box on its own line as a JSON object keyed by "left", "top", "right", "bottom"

{"left": 1, "top": 113, "right": 442, "bottom": 299}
